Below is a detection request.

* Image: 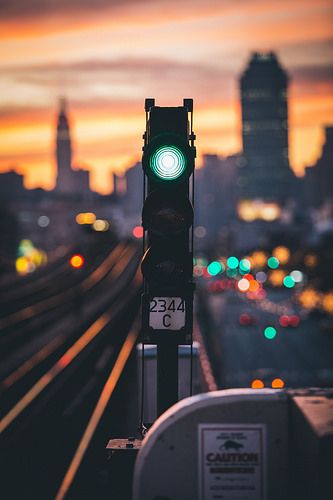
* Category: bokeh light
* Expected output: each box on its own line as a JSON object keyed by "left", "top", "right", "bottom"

{"left": 279, "top": 315, "right": 290, "bottom": 327}
{"left": 238, "top": 278, "right": 250, "bottom": 292}
{"left": 227, "top": 256, "right": 239, "bottom": 269}
{"left": 251, "top": 251, "right": 267, "bottom": 268}
{"left": 269, "top": 269, "right": 286, "bottom": 287}
{"left": 37, "top": 215, "right": 50, "bottom": 228}
{"left": 322, "top": 292, "right": 333, "bottom": 315}
{"left": 226, "top": 268, "right": 238, "bottom": 278}
{"left": 92, "top": 219, "right": 109, "bottom": 232}
{"left": 70, "top": 254, "right": 84, "bottom": 268}
{"left": 298, "top": 288, "right": 321, "bottom": 310}
{"left": 264, "top": 326, "right": 277, "bottom": 339}
{"left": 251, "top": 379, "right": 265, "bottom": 389}
{"left": 194, "top": 226, "right": 207, "bottom": 238}
{"left": 16, "top": 240, "right": 47, "bottom": 274}
{"left": 75, "top": 212, "right": 96, "bottom": 225}
{"left": 207, "top": 261, "right": 223, "bottom": 276}
{"left": 239, "top": 258, "right": 251, "bottom": 273}
{"left": 239, "top": 313, "right": 253, "bottom": 326}
{"left": 248, "top": 280, "right": 260, "bottom": 292}
{"left": 267, "top": 256, "right": 279, "bottom": 269}
{"left": 289, "top": 315, "right": 300, "bottom": 327}
{"left": 304, "top": 254, "right": 318, "bottom": 268}
{"left": 272, "top": 378, "right": 285, "bottom": 388}
{"left": 283, "top": 275, "right": 295, "bottom": 288}
{"left": 256, "top": 271, "right": 267, "bottom": 283}
{"left": 290, "top": 270, "right": 303, "bottom": 283}
{"left": 272, "top": 246, "right": 290, "bottom": 264}
{"left": 132, "top": 225, "right": 144, "bottom": 238}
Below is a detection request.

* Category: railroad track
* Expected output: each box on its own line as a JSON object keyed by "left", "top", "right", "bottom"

{"left": 0, "top": 242, "right": 134, "bottom": 358}
{"left": 0, "top": 244, "right": 142, "bottom": 499}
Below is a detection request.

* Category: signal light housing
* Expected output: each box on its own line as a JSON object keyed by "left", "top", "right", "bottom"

{"left": 141, "top": 99, "right": 195, "bottom": 344}
{"left": 142, "top": 190, "right": 193, "bottom": 237}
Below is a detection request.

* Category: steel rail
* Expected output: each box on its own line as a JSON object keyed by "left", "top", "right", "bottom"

{"left": 0, "top": 264, "right": 142, "bottom": 434}
{"left": 55, "top": 316, "right": 140, "bottom": 500}
{"left": 0, "top": 242, "right": 129, "bottom": 330}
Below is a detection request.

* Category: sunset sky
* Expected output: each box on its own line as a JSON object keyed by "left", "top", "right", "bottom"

{"left": 0, "top": 0, "right": 332, "bottom": 193}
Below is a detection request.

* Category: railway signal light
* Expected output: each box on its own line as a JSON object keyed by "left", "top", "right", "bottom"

{"left": 141, "top": 98, "right": 195, "bottom": 345}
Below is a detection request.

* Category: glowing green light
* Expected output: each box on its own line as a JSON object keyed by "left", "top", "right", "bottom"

{"left": 227, "top": 256, "right": 239, "bottom": 269}
{"left": 207, "top": 261, "right": 223, "bottom": 276}
{"left": 150, "top": 145, "right": 186, "bottom": 181}
{"left": 283, "top": 275, "right": 295, "bottom": 288}
{"left": 226, "top": 268, "right": 238, "bottom": 278}
{"left": 267, "top": 256, "right": 279, "bottom": 269}
{"left": 264, "top": 326, "right": 277, "bottom": 339}
{"left": 239, "top": 258, "right": 251, "bottom": 273}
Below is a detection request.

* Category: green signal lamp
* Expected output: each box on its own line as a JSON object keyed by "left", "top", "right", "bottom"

{"left": 143, "top": 133, "right": 194, "bottom": 184}
{"left": 150, "top": 145, "right": 186, "bottom": 181}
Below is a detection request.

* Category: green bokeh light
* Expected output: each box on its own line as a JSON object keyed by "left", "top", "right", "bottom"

{"left": 226, "top": 268, "right": 238, "bottom": 278}
{"left": 207, "top": 261, "right": 223, "bottom": 276}
{"left": 283, "top": 275, "right": 295, "bottom": 288}
{"left": 239, "top": 258, "right": 251, "bottom": 273}
{"left": 267, "top": 256, "right": 279, "bottom": 269}
{"left": 264, "top": 326, "right": 277, "bottom": 339}
{"left": 150, "top": 145, "right": 186, "bottom": 181}
{"left": 227, "top": 256, "right": 239, "bottom": 269}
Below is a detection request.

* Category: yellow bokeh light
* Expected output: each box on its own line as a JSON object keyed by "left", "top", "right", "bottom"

{"left": 269, "top": 269, "right": 286, "bottom": 287}
{"left": 251, "top": 251, "right": 268, "bottom": 269}
{"left": 75, "top": 212, "right": 96, "bottom": 224}
{"left": 272, "top": 378, "right": 285, "bottom": 388}
{"left": 92, "top": 219, "right": 109, "bottom": 232}
{"left": 272, "top": 246, "right": 290, "bottom": 265}
{"left": 322, "top": 292, "right": 333, "bottom": 314}
{"left": 298, "top": 288, "right": 321, "bottom": 309}
{"left": 304, "top": 254, "right": 318, "bottom": 268}
{"left": 238, "top": 200, "right": 281, "bottom": 222}
{"left": 251, "top": 379, "right": 264, "bottom": 389}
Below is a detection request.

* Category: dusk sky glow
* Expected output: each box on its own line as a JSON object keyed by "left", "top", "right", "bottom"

{"left": 1, "top": 0, "right": 332, "bottom": 193}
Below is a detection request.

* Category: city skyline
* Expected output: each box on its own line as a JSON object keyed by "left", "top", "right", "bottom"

{"left": 0, "top": 0, "right": 332, "bottom": 193}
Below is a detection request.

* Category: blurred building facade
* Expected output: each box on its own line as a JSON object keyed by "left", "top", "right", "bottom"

{"left": 240, "top": 52, "right": 294, "bottom": 203}
{"left": 195, "top": 154, "right": 239, "bottom": 252}
{"left": 303, "top": 126, "right": 333, "bottom": 207}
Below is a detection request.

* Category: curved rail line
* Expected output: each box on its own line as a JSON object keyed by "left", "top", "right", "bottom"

{"left": 0, "top": 242, "right": 129, "bottom": 330}
{"left": 55, "top": 316, "right": 140, "bottom": 500}
{"left": 0, "top": 255, "right": 141, "bottom": 434}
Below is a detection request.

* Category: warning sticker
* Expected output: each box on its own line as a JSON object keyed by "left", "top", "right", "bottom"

{"left": 198, "top": 424, "right": 266, "bottom": 500}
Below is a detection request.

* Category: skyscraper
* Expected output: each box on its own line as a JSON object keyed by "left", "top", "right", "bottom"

{"left": 240, "top": 52, "right": 293, "bottom": 203}
{"left": 303, "top": 126, "right": 333, "bottom": 206}
{"left": 56, "top": 98, "right": 74, "bottom": 193}
{"left": 55, "top": 98, "right": 90, "bottom": 195}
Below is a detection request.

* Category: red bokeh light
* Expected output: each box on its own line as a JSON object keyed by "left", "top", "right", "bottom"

{"left": 239, "top": 313, "right": 253, "bottom": 326}
{"left": 289, "top": 315, "right": 300, "bottom": 327}
{"left": 279, "top": 315, "right": 290, "bottom": 327}
{"left": 70, "top": 254, "right": 84, "bottom": 268}
{"left": 132, "top": 226, "right": 144, "bottom": 238}
{"left": 279, "top": 314, "right": 300, "bottom": 327}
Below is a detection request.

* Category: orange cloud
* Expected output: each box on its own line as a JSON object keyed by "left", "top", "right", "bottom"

{"left": 1, "top": 0, "right": 332, "bottom": 192}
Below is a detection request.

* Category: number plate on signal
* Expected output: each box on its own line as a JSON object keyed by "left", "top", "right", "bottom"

{"left": 149, "top": 297, "right": 185, "bottom": 330}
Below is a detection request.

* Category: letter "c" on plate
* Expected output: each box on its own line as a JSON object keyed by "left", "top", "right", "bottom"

{"left": 162, "top": 314, "right": 171, "bottom": 328}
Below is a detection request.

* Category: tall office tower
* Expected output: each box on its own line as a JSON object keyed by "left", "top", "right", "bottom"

{"left": 304, "top": 126, "right": 333, "bottom": 206}
{"left": 240, "top": 52, "right": 293, "bottom": 203}
{"left": 56, "top": 98, "right": 75, "bottom": 193}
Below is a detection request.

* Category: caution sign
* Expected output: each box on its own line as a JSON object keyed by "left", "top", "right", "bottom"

{"left": 198, "top": 424, "right": 266, "bottom": 500}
